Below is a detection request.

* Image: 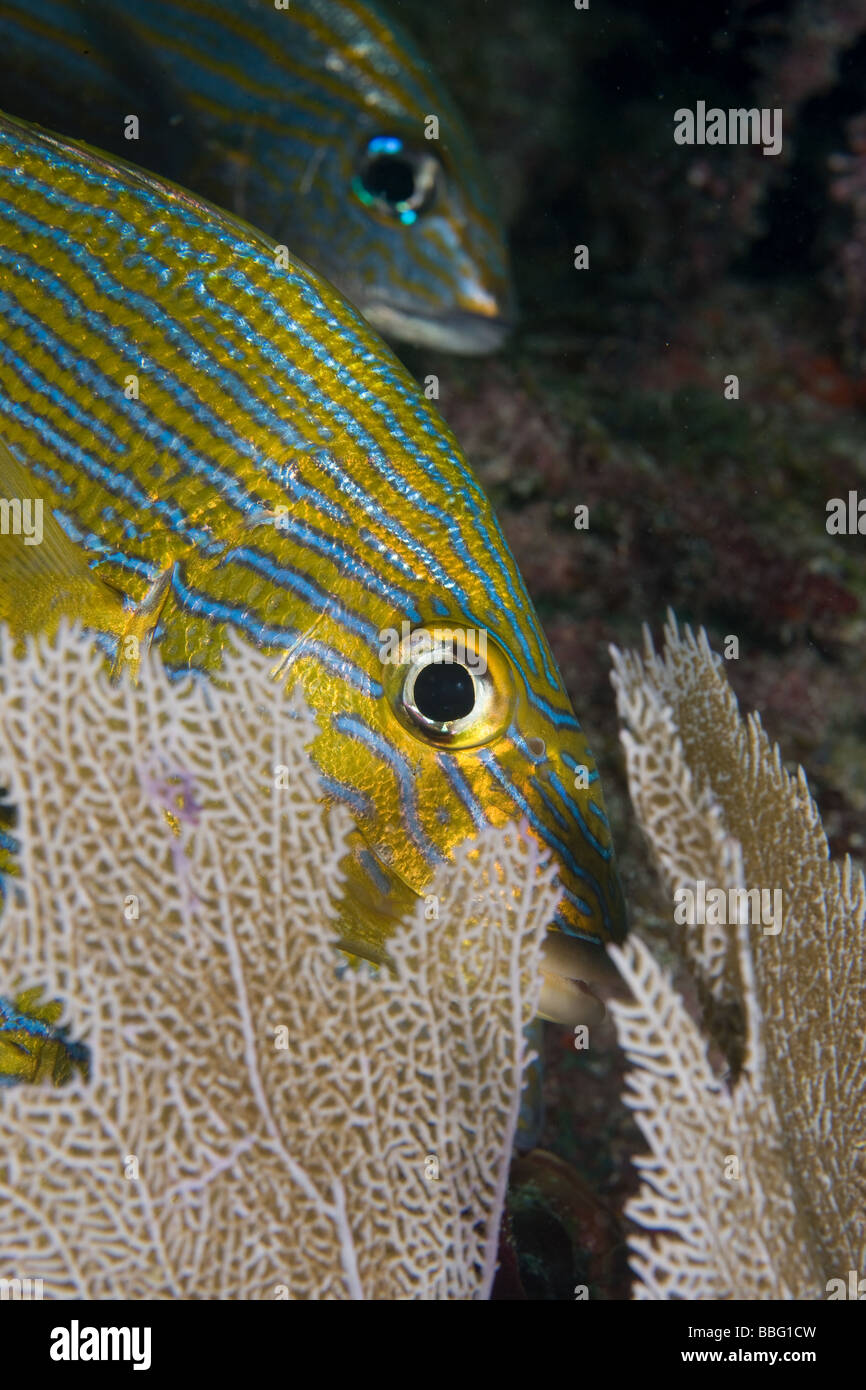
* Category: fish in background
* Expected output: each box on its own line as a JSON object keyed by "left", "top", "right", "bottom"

{"left": 0, "top": 0, "right": 513, "bottom": 354}
{"left": 0, "top": 112, "right": 624, "bottom": 1032}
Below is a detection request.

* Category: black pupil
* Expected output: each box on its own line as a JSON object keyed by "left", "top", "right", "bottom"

{"left": 362, "top": 154, "right": 416, "bottom": 206}
{"left": 413, "top": 661, "right": 476, "bottom": 723}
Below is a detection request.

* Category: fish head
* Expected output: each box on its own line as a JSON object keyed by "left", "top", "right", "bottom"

{"left": 0, "top": 0, "right": 513, "bottom": 354}
{"left": 336, "top": 126, "right": 514, "bottom": 354}
{"left": 305, "top": 593, "right": 627, "bottom": 981}
{"left": 291, "top": 3, "right": 514, "bottom": 353}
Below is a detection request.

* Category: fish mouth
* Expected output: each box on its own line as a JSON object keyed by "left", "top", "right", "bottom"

{"left": 538, "top": 932, "right": 628, "bottom": 1027}
{"left": 342, "top": 836, "right": 627, "bottom": 1028}
{"left": 363, "top": 300, "right": 512, "bottom": 354}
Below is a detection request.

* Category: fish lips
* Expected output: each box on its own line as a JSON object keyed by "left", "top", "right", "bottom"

{"left": 537, "top": 932, "right": 630, "bottom": 1028}
{"left": 363, "top": 300, "right": 513, "bottom": 354}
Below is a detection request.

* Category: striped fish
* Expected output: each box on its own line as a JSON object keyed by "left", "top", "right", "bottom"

{"left": 0, "top": 0, "right": 512, "bottom": 354}
{"left": 0, "top": 990, "right": 89, "bottom": 1086}
{"left": 0, "top": 112, "right": 625, "bottom": 1030}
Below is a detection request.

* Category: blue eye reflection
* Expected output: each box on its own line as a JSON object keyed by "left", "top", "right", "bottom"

{"left": 366, "top": 135, "right": 404, "bottom": 158}
{"left": 353, "top": 136, "right": 440, "bottom": 222}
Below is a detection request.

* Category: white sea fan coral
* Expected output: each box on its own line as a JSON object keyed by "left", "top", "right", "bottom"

{"left": 0, "top": 623, "right": 558, "bottom": 1300}
{"left": 609, "top": 933, "right": 819, "bottom": 1299}
{"left": 608, "top": 612, "right": 866, "bottom": 1300}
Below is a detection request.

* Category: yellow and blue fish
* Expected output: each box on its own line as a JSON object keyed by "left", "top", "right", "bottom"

{"left": 0, "top": 112, "right": 624, "bottom": 1059}
{"left": 0, "top": 989, "right": 89, "bottom": 1087}
{"left": 0, "top": 0, "right": 513, "bottom": 353}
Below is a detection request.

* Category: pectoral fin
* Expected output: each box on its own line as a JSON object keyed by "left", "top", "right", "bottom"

{"left": 0, "top": 437, "right": 171, "bottom": 666}
{"left": 0, "top": 436, "right": 125, "bottom": 635}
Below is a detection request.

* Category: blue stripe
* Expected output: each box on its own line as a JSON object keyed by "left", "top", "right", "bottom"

{"left": 170, "top": 567, "right": 383, "bottom": 695}
{"left": 317, "top": 774, "right": 375, "bottom": 823}
{"left": 0, "top": 394, "right": 210, "bottom": 545}
{"left": 3, "top": 161, "right": 484, "bottom": 557}
{"left": 533, "top": 781, "right": 572, "bottom": 836}
{"left": 548, "top": 770, "right": 612, "bottom": 861}
{"left": 55, "top": 514, "right": 170, "bottom": 581}
{"left": 169, "top": 566, "right": 296, "bottom": 646}
{"left": 358, "top": 848, "right": 393, "bottom": 898}
{"left": 225, "top": 545, "right": 380, "bottom": 644}
{"left": 0, "top": 283, "right": 123, "bottom": 449}
{"left": 0, "top": 998, "right": 56, "bottom": 1037}
{"left": 477, "top": 748, "right": 612, "bottom": 931}
{"left": 1, "top": 274, "right": 262, "bottom": 523}
{"left": 436, "top": 752, "right": 488, "bottom": 832}
{"left": 333, "top": 712, "right": 445, "bottom": 863}
{"left": 0, "top": 205, "right": 310, "bottom": 502}
{"left": 562, "top": 750, "right": 600, "bottom": 784}
{"left": 551, "top": 905, "right": 604, "bottom": 943}
{"left": 245, "top": 507, "right": 422, "bottom": 617}
{"left": 249, "top": 461, "right": 426, "bottom": 588}
{"left": 509, "top": 725, "right": 548, "bottom": 764}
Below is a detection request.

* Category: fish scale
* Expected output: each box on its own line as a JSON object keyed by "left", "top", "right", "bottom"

{"left": 0, "top": 111, "right": 625, "bottom": 1013}
{"left": 0, "top": 0, "right": 513, "bottom": 352}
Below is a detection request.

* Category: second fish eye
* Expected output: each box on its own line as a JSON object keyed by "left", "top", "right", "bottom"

{"left": 353, "top": 135, "right": 440, "bottom": 223}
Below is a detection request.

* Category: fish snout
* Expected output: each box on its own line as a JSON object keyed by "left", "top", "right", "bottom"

{"left": 362, "top": 296, "right": 513, "bottom": 354}
{"left": 538, "top": 929, "right": 631, "bottom": 1027}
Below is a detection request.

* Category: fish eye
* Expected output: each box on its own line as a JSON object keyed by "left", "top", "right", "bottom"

{"left": 405, "top": 659, "right": 476, "bottom": 730}
{"left": 353, "top": 135, "right": 440, "bottom": 225}
{"left": 385, "top": 625, "right": 515, "bottom": 749}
